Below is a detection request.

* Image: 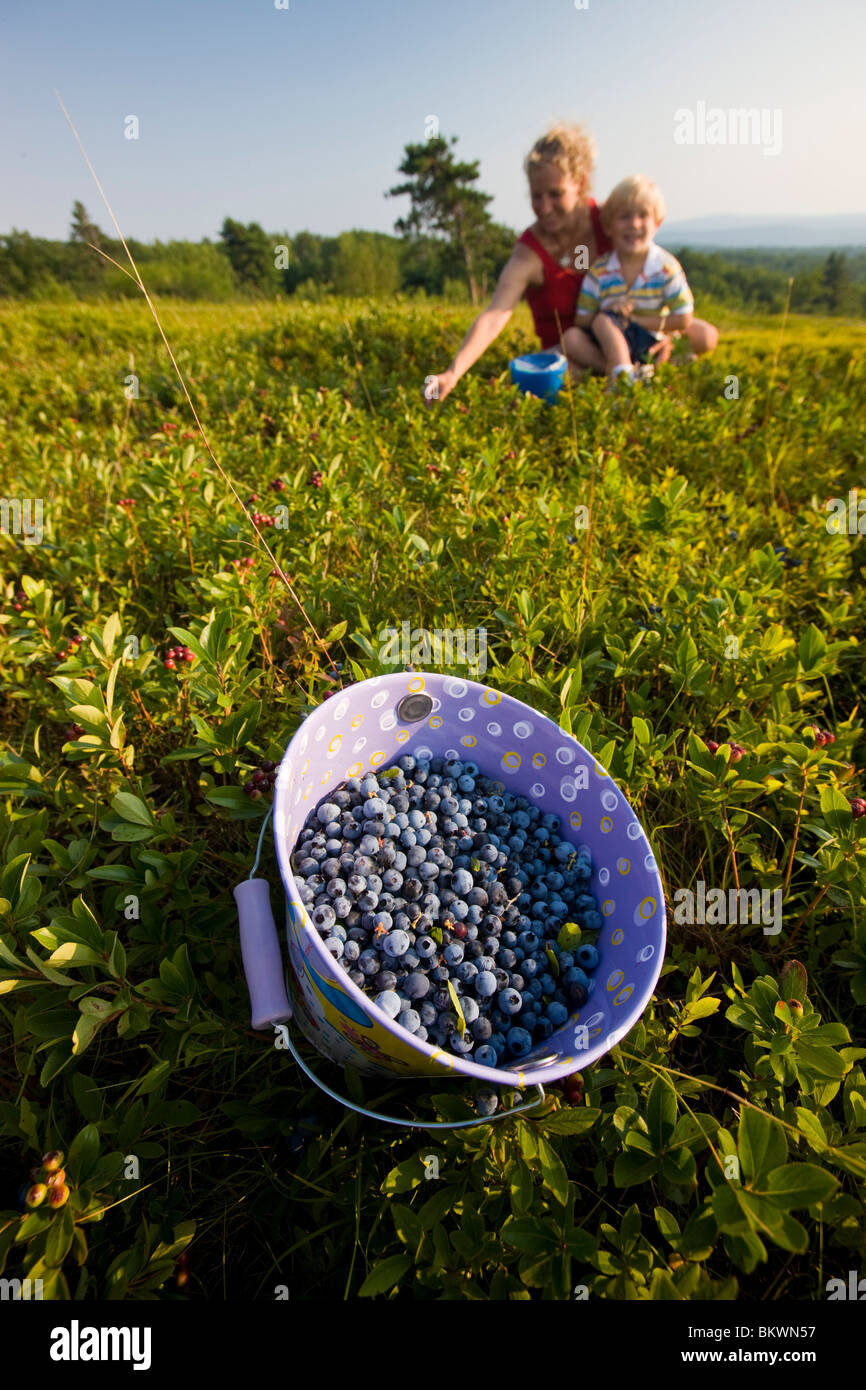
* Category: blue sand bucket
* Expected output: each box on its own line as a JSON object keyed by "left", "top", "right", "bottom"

{"left": 237, "top": 673, "right": 667, "bottom": 1121}
{"left": 509, "top": 351, "right": 568, "bottom": 403}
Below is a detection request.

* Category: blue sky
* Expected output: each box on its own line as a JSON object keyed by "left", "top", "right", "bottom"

{"left": 2, "top": 0, "right": 864, "bottom": 242}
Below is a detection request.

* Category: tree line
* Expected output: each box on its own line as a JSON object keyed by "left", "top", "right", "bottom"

{"left": 1, "top": 135, "right": 864, "bottom": 315}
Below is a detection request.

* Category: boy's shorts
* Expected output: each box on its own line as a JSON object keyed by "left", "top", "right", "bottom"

{"left": 586, "top": 311, "right": 661, "bottom": 364}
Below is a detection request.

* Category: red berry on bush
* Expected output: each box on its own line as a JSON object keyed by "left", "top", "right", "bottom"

{"left": 261, "top": 760, "right": 276, "bottom": 774}
{"left": 164, "top": 658, "right": 176, "bottom": 670}
{"left": 728, "top": 742, "right": 746, "bottom": 761}
{"left": 251, "top": 769, "right": 267, "bottom": 786}
{"left": 850, "top": 798, "right": 866, "bottom": 818}
{"left": 704, "top": 739, "right": 719, "bottom": 754}
{"left": 46, "top": 1184, "right": 70, "bottom": 1209}
{"left": 309, "top": 472, "right": 323, "bottom": 488}
{"left": 46, "top": 1168, "right": 66, "bottom": 1187}
{"left": 25, "top": 1183, "right": 47, "bottom": 1208}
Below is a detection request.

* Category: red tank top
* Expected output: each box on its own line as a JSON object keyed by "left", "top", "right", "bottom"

{"left": 520, "top": 201, "right": 612, "bottom": 349}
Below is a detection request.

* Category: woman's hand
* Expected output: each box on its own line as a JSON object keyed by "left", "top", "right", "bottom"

{"left": 423, "top": 369, "right": 457, "bottom": 407}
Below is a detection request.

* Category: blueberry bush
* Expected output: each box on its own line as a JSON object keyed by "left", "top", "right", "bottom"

{"left": 1, "top": 297, "right": 865, "bottom": 1299}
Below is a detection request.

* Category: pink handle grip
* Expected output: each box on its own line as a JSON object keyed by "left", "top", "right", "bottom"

{"left": 234, "top": 877, "right": 293, "bottom": 1030}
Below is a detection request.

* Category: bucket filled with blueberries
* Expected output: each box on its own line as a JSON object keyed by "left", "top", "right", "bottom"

{"left": 257, "top": 673, "right": 666, "bottom": 1090}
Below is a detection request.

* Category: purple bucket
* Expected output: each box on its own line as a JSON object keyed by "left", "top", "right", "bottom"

{"left": 270, "top": 672, "right": 666, "bottom": 1088}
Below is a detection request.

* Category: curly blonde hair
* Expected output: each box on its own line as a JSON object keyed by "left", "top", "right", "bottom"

{"left": 524, "top": 123, "right": 597, "bottom": 193}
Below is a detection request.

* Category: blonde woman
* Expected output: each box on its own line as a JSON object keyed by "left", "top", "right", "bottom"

{"left": 425, "top": 124, "right": 718, "bottom": 404}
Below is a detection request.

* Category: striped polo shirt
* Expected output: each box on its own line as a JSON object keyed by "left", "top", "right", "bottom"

{"left": 576, "top": 243, "right": 694, "bottom": 322}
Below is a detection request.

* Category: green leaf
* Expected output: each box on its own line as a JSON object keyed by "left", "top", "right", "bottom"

{"left": 798, "top": 624, "right": 826, "bottom": 671}
{"left": 111, "top": 792, "right": 154, "bottom": 827}
{"left": 357, "top": 1253, "right": 412, "bottom": 1297}
{"left": 536, "top": 1135, "right": 569, "bottom": 1205}
{"left": 632, "top": 715, "right": 650, "bottom": 745}
{"left": 654, "top": 1207, "right": 681, "bottom": 1243}
{"left": 66, "top": 1123, "right": 100, "bottom": 1184}
{"left": 501, "top": 1217, "right": 559, "bottom": 1256}
{"left": 738, "top": 1106, "right": 775, "bottom": 1180}
{"left": 762, "top": 1163, "right": 839, "bottom": 1208}
{"left": 135, "top": 1060, "right": 171, "bottom": 1096}
{"left": 794, "top": 1108, "right": 828, "bottom": 1153}
{"left": 646, "top": 1076, "right": 677, "bottom": 1147}
{"left": 47, "top": 942, "right": 104, "bottom": 968}
{"left": 736, "top": 1191, "right": 808, "bottom": 1253}
{"left": 390, "top": 1203, "right": 422, "bottom": 1249}
{"left": 794, "top": 1041, "right": 847, "bottom": 1079}
{"left": 819, "top": 786, "right": 853, "bottom": 833}
{"left": 446, "top": 980, "right": 466, "bottom": 1037}
{"left": 614, "top": 1149, "right": 659, "bottom": 1186}
{"left": 45, "top": 1208, "right": 75, "bottom": 1267}
{"left": 71, "top": 1013, "right": 102, "bottom": 1056}
{"left": 381, "top": 1155, "right": 426, "bottom": 1194}
{"left": 538, "top": 1107, "right": 599, "bottom": 1136}
{"left": 508, "top": 1159, "right": 533, "bottom": 1217}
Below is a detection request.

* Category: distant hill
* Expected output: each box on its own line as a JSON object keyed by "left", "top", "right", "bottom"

{"left": 662, "top": 214, "right": 866, "bottom": 249}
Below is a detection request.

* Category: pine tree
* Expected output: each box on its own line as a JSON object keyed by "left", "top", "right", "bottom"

{"left": 387, "top": 136, "right": 495, "bottom": 305}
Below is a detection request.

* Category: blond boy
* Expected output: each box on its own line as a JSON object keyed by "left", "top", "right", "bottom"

{"left": 565, "top": 175, "right": 694, "bottom": 383}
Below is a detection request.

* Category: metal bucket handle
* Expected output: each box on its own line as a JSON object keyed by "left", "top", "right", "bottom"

{"left": 275, "top": 1020, "right": 547, "bottom": 1129}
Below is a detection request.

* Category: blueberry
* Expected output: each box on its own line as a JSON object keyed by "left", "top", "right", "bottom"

{"left": 460, "top": 996, "right": 480, "bottom": 1024}
{"left": 475, "top": 970, "right": 497, "bottom": 997}
{"left": 311, "top": 903, "right": 336, "bottom": 931}
{"left": 373, "top": 969, "right": 397, "bottom": 992}
{"left": 506, "top": 1026, "right": 532, "bottom": 1058}
{"left": 375, "top": 990, "right": 401, "bottom": 1018}
{"left": 498, "top": 987, "right": 522, "bottom": 1016}
{"left": 443, "top": 942, "right": 464, "bottom": 965}
{"left": 399, "top": 1009, "right": 421, "bottom": 1034}
{"left": 405, "top": 972, "right": 430, "bottom": 1000}
{"left": 475, "top": 1044, "right": 498, "bottom": 1067}
{"left": 475, "top": 1087, "right": 498, "bottom": 1116}
{"left": 576, "top": 944, "right": 599, "bottom": 971}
